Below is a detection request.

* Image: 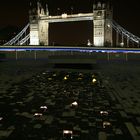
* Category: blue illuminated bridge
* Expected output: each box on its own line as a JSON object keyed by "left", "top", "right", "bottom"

{"left": 0, "top": 46, "right": 140, "bottom": 53}
{"left": 0, "top": 46, "right": 140, "bottom": 62}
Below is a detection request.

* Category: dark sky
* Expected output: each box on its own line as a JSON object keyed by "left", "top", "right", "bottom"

{"left": 0, "top": 0, "right": 140, "bottom": 44}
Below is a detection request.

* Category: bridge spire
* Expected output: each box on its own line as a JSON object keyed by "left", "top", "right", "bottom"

{"left": 46, "top": 4, "right": 49, "bottom": 16}
{"left": 29, "top": 1, "right": 49, "bottom": 45}
{"left": 29, "top": 1, "right": 39, "bottom": 45}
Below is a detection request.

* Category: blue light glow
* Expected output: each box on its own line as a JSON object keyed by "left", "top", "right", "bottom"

{"left": 0, "top": 47, "right": 140, "bottom": 53}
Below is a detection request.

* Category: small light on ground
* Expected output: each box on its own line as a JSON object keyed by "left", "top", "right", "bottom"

{"left": 71, "top": 101, "right": 78, "bottom": 107}
{"left": 92, "top": 78, "right": 97, "bottom": 83}
{"left": 100, "top": 111, "right": 109, "bottom": 115}
{"left": 103, "top": 121, "right": 111, "bottom": 128}
{"left": 64, "top": 76, "right": 68, "bottom": 80}
{"left": 40, "top": 106, "right": 48, "bottom": 111}
{"left": 78, "top": 77, "right": 82, "bottom": 80}
{"left": 53, "top": 73, "right": 57, "bottom": 77}
{"left": 63, "top": 130, "right": 73, "bottom": 134}
{"left": 34, "top": 113, "right": 43, "bottom": 117}
{"left": 48, "top": 78, "right": 52, "bottom": 81}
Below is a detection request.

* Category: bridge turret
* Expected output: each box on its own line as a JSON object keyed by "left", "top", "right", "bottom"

{"left": 102, "top": 3, "right": 106, "bottom": 9}
{"left": 29, "top": 2, "right": 39, "bottom": 45}
{"left": 37, "top": 1, "right": 46, "bottom": 16}
{"left": 46, "top": 4, "right": 49, "bottom": 16}
{"left": 29, "top": 1, "right": 49, "bottom": 46}
{"left": 93, "top": 0, "right": 113, "bottom": 47}
{"left": 38, "top": 2, "right": 49, "bottom": 45}
{"left": 97, "top": 2, "right": 102, "bottom": 9}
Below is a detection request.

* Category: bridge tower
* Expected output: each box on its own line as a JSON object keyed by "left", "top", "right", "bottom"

{"left": 29, "top": 3, "right": 39, "bottom": 45}
{"left": 29, "top": 2, "right": 49, "bottom": 45}
{"left": 93, "top": 1, "right": 113, "bottom": 47}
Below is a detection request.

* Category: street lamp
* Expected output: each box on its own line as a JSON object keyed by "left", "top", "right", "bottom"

{"left": 87, "top": 39, "right": 92, "bottom": 46}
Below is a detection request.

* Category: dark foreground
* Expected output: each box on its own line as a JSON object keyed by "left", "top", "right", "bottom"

{"left": 0, "top": 60, "right": 140, "bottom": 140}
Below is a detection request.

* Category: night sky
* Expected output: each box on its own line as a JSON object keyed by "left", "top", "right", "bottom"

{"left": 0, "top": 0, "right": 140, "bottom": 45}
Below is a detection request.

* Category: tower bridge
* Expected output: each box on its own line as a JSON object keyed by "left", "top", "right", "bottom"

{"left": 2, "top": 1, "right": 140, "bottom": 48}
{"left": 29, "top": 1, "right": 112, "bottom": 46}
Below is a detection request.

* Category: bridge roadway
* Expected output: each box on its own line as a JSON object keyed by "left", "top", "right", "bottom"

{"left": 40, "top": 13, "right": 93, "bottom": 22}
{"left": 0, "top": 46, "right": 140, "bottom": 53}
